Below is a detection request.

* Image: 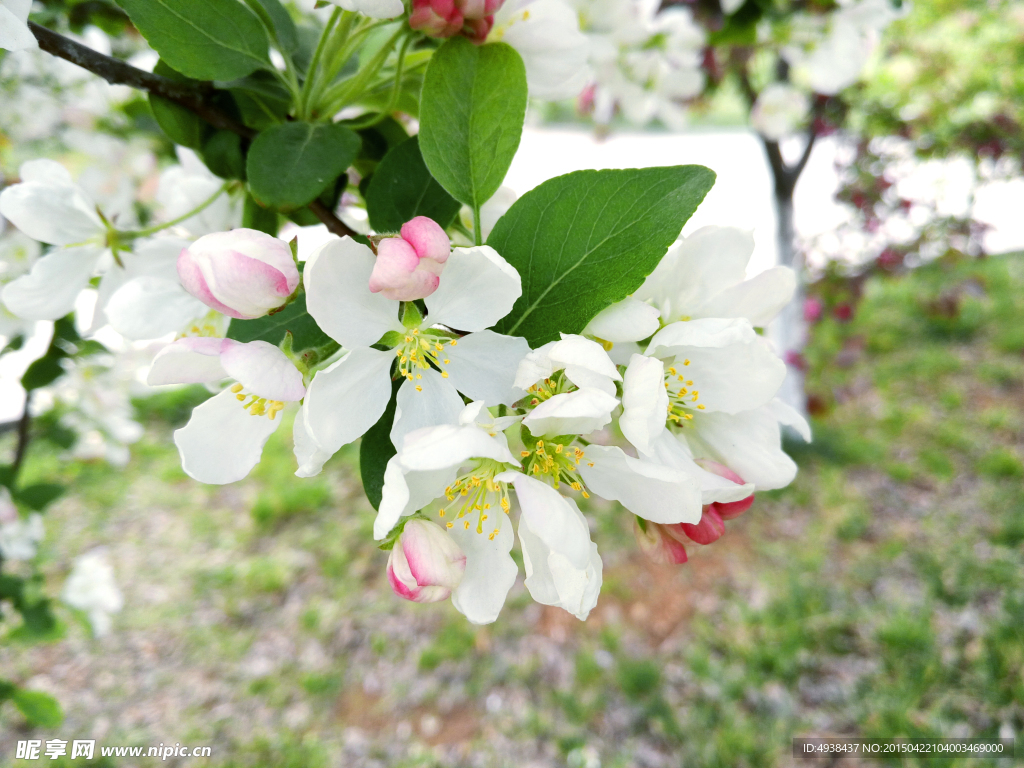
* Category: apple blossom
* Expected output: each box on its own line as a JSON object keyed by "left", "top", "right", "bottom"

{"left": 410, "top": 0, "right": 504, "bottom": 41}
{"left": 62, "top": 550, "right": 123, "bottom": 637}
{"left": 296, "top": 235, "right": 530, "bottom": 477}
{"left": 369, "top": 216, "right": 451, "bottom": 301}
{"left": 387, "top": 519, "right": 467, "bottom": 603}
{"left": 632, "top": 518, "right": 688, "bottom": 565}
{"left": 0, "top": 0, "right": 35, "bottom": 52}
{"left": 177, "top": 229, "right": 300, "bottom": 320}
{"left": 147, "top": 337, "right": 306, "bottom": 484}
{"left": 751, "top": 83, "right": 810, "bottom": 141}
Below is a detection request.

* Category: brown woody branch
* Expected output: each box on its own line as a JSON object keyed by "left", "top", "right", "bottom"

{"left": 28, "top": 22, "right": 357, "bottom": 238}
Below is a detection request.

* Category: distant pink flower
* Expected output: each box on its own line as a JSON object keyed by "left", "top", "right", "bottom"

{"left": 387, "top": 519, "right": 466, "bottom": 603}
{"left": 178, "top": 229, "right": 299, "bottom": 320}
{"left": 368, "top": 216, "right": 451, "bottom": 301}
{"left": 803, "top": 297, "right": 823, "bottom": 323}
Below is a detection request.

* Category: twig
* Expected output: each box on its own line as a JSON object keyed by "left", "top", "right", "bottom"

{"left": 28, "top": 22, "right": 357, "bottom": 239}
{"left": 11, "top": 393, "right": 31, "bottom": 477}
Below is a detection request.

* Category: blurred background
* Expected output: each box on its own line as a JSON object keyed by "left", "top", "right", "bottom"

{"left": 1, "top": 0, "right": 1023, "bottom": 766}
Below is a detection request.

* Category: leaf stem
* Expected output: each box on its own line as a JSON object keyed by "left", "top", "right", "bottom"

{"left": 118, "top": 182, "right": 232, "bottom": 240}
{"left": 473, "top": 205, "right": 483, "bottom": 246}
{"left": 319, "top": 26, "right": 406, "bottom": 117}
{"left": 299, "top": 7, "right": 342, "bottom": 119}
{"left": 345, "top": 33, "right": 413, "bottom": 130}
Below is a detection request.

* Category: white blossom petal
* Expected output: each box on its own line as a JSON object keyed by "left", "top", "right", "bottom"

{"left": 173, "top": 389, "right": 282, "bottom": 484}
{"left": 513, "top": 341, "right": 557, "bottom": 389}
{"left": 106, "top": 276, "right": 207, "bottom": 340}
{"left": 691, "top": 266, "right": 797, "bottom": 327}
{"left": 375, "top": 457, "right": 456, "bottom": 540}
{"left": 522, "top": 388, "right": 617, "bottom": 437}
{"left": 449, "top": 511, "right": 518, "bottom": 624}
{"left": 425, "top": 246, "right": 521, "bottom": 332}
{"left": 220, "top": 340, "right": 306, "bottom": 401}
{"left": 687, "top": 405, "right": 799, "bottom": 490}
{"left": 646, "top": 431, "right": 754, "bottom": 504}
{"left": 147, "top": 337, "right": 228, "bottom": 385}
{"left": 582, "top": 296, "right": 660, "bottom": 343}
{"left": 444, "top": 330, "right": 530, "bottom": 406}
{"left": 1, "top": 245, "right": 104, "bottom": 320}
{"left": 391, "top": 367, "right": 466, "bottom": 451}
{"left": 0, "top": 2, "right": 37, "bottom": 52}
{"left": 619, "top": 353, "right": 667, "bottom": 453}
{"left": 579, "top": 444, "right": 703, "bottom": 524}
{"left": 767, "top": 397, "right": 812, "bottom": 442}
{"left": 304, "top": 236, "right": 402, "bottom": 348}
{"left": 293, "top": 409, "right": 335, "bottom": 478}
{"left": 0, "top": 165, "right": 103, "bottom": 245}
{"left": 399, "top": 423, "right": 518, "bottom": 472}
{"left": 303, "top": 346, "right": 394, "bottom": 456}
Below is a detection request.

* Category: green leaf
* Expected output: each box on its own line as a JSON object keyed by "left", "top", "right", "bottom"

{"left": 359, "top": 378, "right": 401, "bottom": 510}
{"left": 200, "top": 129, "right": 247, "bottom": 180}
{"left": 250, "top": 0, "right": 298, "bottom": 53}
{"left": 12, "top": 689, "right": 63, "bottom": 728}
{"left": 21, "top": 352, "right": 65, "bottom": 391}
{"left": 227, "top": 293, "right": 332, "bottom": 352}
{"left": 365, "top": 137, "right": 461, "bottom": 233}
{"left": 115, "top": 0, "right": 271, "bottom": 81}
{"left": 246, "top": 121, "right": 361, "bottom": 211}
{"left": 13, "top": 484, "right": 65, "bottom": 511}
{"left": 243, "top": 193, "right": 279, "bottom": 235}
{"left": 0, "top": 680, "right": 16, "bottom": 701}
{"left": 419, "top": 38, "right": 527, "bottom": 210}
{"left": 149, "top": 60, "right": 207, "bottom": 149}
{"left": 489, "top": 166, "right": 716, "bottom": 347}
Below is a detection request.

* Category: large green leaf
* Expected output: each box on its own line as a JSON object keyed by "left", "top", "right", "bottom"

{"left": 246, "top": 121, "right": 361, "bottom": 211}
{"left": 149, "top": 60, "right": 207, "bottom": 149}
{"left": 115, "top": 0, "right": 271, "bottom": 81}
{"left": 418, "top": 38, "right": 527, "bottom": 210}
{"left": 489, "top": 166, "right": 717, "bottom": 346}
{"left": 249, "top": 0, "right": 298, "bottom": 53}
{"left": 359, "top": 378, "right": 401, "bottom": 510}
{"left": 227, "top": 293, "right": 332, "bottom": 352}
{"left": 365, "top": 137, "right": 461, "bottom": 233}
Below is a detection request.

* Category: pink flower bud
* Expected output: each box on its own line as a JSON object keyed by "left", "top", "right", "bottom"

{"left": 387, "top": 520, "right": 466, "bottom": 603}
{"left": 463, "top": 16, "right": 494, "bottom": 43}
{"left": 633, "top": 518, "right": 688, "bottom": 565}
{"left": 696, "top": 459, "right": 755, "bottom": 520}
{"left": 368, "top": 216, "right": 450, "bottom": 301}
{"left": 680, "top": 506, "right": 725, "bottom": 545}
{"left": 410, "top": 0, "right": 464, "bottom": 37}
{"left": 178, "top": 228, "right": 299, "bottom": 320}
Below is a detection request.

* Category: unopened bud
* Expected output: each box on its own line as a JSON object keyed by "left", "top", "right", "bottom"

{"left": 680, "top": 505, "right": 725, "bottom": 545}
{"left": 633, "top": 518, "right": 688, "bottom": 565}
{"left": 409, "top": 0, "right": 503, "bottom": 40}
{"left": 386, "top": 519, "right": 466, "bottom": 603}
{"left": 178, "top": 228, "right": 299, "bottom": 320}
{"left": 369, "top": 216, "right": 450, "bottom": 301}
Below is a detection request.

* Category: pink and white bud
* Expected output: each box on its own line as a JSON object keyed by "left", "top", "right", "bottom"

{"left": 696, "top": 459, "right": 755, "bottom": 520}
{"left": 409, "top": 0, "right": 464, "bottom": 37}
{"left": 178, "top": 228, "right": 299, "bottom": 320}
{"left": 463, "top": 16, "right": 494, "bottom": 43}
{"left": 368, "top": 216, "right": 450, "bottom": 301}
{"left": 633, "top": 518, "right": 688, "bottom": 565}
{"left": 386, "top": 519, "right": 466, "bottom": 603}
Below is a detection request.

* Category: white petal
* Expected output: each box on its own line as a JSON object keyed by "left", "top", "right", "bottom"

{"left": 646, "top": 431, "right": 754, "bottom": 504}
{"left": 578, "top": 444, "right": 703, "bottom": 524}
{"left": 399, "top": 423, "right": 518, "bottom": 472}
{"left": 450, "top": 512, "right": 518, "bottom": 624}
{"left": 687, "top": 406, "right": 798, "bottom": 491}
{"left": 391, "top": 368, "right": 465, "bottom": 450}
{"left": 0, "top": 175, "right": 102, "bottom": 245}
{"left": 550, "top": 334, "right": 620, "bottom": 380}
{"left": 692, "top": 266, "right": 797, "bottom": 327}
{"left": 374, "top": 458, "right": 455, "bottom": 540}
{"left": 106, "top": 276, "right": 207, "bottom": 340}
{"left": 1, "top": 245, "right": 103, "bottom": 320}
{"left": 304, "top": 236, "right": 402, "bottom": 348}
{"left": 173, "top": 389, "right": 281, "bottom": 484}
{"left": 507, "top": 473, "right": 591, "bottom": 568}
{"left": 582, "top": 296, "right": 660, "bottom": 343}
{"left": 618, "top": 353, "right": 667, "bottom": 453}
{"left": 767, "top": 397, "right": 812, "bottom": 442}
{"left": 425, "top": 246, "right": 522, "bottom": 332}
{"left": 513, "top": 341, "right": 557, "bottom": 389}
{"left": 147, "top": 337, "right": 228, "bottom": 386}
{"left": 443, "top": 330, "right": 530, "bottom": 406}
{"left": 520, "top": 523, "right": 602, "bottom": 621}
{"left": 220, "top": 340, "right": 306, "bottom": 401}
{"left": 19, "top": 159, "right": 71, "bottom": 185}
{"left": 0, "top": 4, "right": 37, "bottom": 51}
{"left": 303, "top": 346, "right": 394, "bottom": 456}
{"left": 293, "top": 408, "right": 334, "bottom": 478}
{"left": 521, "top": 388, "right": 617, "bottom": 437}
{"left": 646, "top": 317, "right": 757, "bottom": 356}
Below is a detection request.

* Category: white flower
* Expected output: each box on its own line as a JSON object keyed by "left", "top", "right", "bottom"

{"left": 155, "top": 148, "right": 241, "bottom": 237}
{"left": 62, "top": 551, "right": 123, "bottom": 637}
{"left": 0, "top": 228, "right": 40, "bottom": 337}
{"left": 147, "top": 337, "right": 306, "bottom": 484}
{"left": 515, "top": 333, "right": 620, "bottom": 437}
{"left": 751, "top": 83, "right": 810, "bottom": 141}
{"left": 296, "top": 236, "right": 530, "bottom": 477}
{"left": 489, "top": 0, "right": 592, "bottom": 100}
{"left": 0, "top": 490, "right": 43, "bottom": 561}
{"left": 632, "top": 226, "right": 797, "bottom": 329}
{"left": 0, "top": 159, "right": 109, "bottom": 321}
{"left": 0, "top": 0, "right": 36, "bottom": 52}
{"left": 324, "top": 0, "right": 405, "bottom": 19}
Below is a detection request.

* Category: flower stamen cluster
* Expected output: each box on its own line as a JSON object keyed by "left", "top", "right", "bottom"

{"left": 230, "top": 383, "right": 286, "bottom": 420}
{"left": 393, "top": 327, "right": 458, "bottom": 388}
{"left": 439, "top": 459, "right": 511, "bottom": 539}
{"left": 520, "top": 440, "right": 591, "bottom": 496}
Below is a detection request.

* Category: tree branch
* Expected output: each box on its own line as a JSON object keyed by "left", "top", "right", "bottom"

{"left": 11, "top": 392, "right": 31, "bottom": 478}
{"left": 28, "top": 22, "right": 357, "bottom": 239}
